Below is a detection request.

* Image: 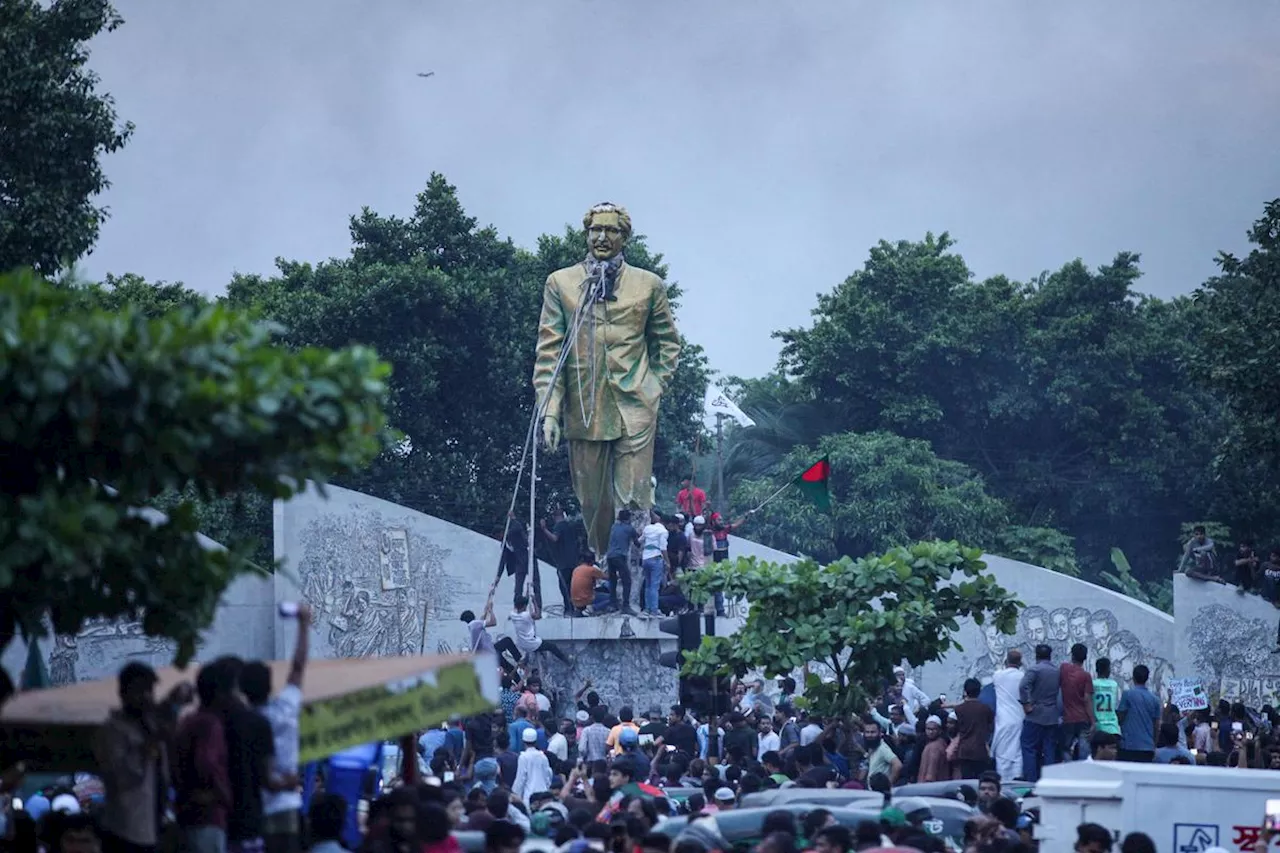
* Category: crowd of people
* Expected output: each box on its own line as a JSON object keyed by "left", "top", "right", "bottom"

{"left": 499, "top": 480, "right": 744, "bottom": 620}
{"left": 8, "top": 510, "right": 1280, "bottom": 853}
{"left": 12, "top": 630, "right": 1277, "bottom": 853}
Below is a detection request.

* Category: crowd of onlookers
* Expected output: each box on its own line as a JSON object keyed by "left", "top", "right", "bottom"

{"left": 500, "top": 480, "right": 743, "bottom": 620}
{"left": 8, "top": 554, "right": 1280, "bottom": 853}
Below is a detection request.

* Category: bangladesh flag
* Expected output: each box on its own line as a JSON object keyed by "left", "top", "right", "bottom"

{"left": 796, "top": 456, "right": 831, "bottom": 509}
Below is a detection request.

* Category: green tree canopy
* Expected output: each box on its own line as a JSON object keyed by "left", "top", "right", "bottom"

{"left": 0, "top": 269, "right": 390, "bottom": 665}
{"left": 1192, "top": 199, "right": 1280, "bottom": 478}
{"left": 0, "top": 0, "right": 133, "bottom": 274}
{"left": 757, "top": 235, "right": 1224, "bottom": 580}
{"left": 733, "top": 431, "right": 1008, "bottom": 564}
{"left": 992, "top": 526, "right": 1081, "bottom": 578}
{"left": 682, "top": 540, "right": 1022, "bottom": 715}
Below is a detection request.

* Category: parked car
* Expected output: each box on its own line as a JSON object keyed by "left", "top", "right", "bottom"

{"left": 890, "top": 795, "right": 977, "bottom": 844}
{"left": 739, "top": 788, "right": 884, "bottom": 809}
{"left": 893, "top": 778, "right": 1034, "bottom": 801}
{"left": 655, "top": 805, "right": 885, "bottom": 849}
{"left": 453, "top": 831, "right": 557, "bottom": 853}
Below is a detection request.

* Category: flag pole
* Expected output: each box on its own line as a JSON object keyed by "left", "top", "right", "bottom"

{"left": 715, "top": 414, "right": 726, "bottom": 509}
{"left": 748, "top": 478, "right": 796, "bottom": 515}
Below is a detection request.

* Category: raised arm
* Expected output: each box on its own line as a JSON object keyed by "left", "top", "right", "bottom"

{"left": 287, "top": 604, "right": 312, "bottom": 688}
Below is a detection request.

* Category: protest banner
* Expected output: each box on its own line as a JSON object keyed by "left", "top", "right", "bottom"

{"left": 298, "top": 657, "right": 493, "bottom": 764}
{"left": 1169, "top": 676, "right": 1209, "bottom": 711}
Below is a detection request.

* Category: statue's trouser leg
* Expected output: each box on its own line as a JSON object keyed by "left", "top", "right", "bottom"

{"left": 568, "top": 420, "right": 656, "bottom": 557}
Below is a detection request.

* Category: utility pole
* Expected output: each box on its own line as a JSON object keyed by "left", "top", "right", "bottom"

{"left": 715, "top": 413, "right": 726, "bottom": 509}
{"left": 705, "top": 608, "right": 719, "bottom": 760}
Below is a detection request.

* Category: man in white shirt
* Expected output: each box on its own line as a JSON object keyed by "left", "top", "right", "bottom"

{"left": 893, "top": 666, "right": 932, "bottom": 714}
{"left": 800, "top": 717, "right": 824, "bottom": 746}
{"left": 756, "top": 717, "right": 781, "bottom": 761}
{"left": 991, "top": 649, "right": 1025, "bottom": 781}
{"left": 508, "top": 595, "right": 571, "bottom": 665}
{"left": 546, "top": 719, "right": 571, "bottom": 765}
{"left": 513, "top": 727, "right": 553, "bottom": 804}
{"left": 241, "top": 604, "right": 312, "bottom": 853}
{"left": 640, "top": 511, "right": 670, "bottom": 616}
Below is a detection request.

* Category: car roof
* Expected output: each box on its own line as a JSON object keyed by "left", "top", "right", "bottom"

{"left": 740, "top": 788, "right": 885, "bottom": 808}
{"left": 657, "top": 804, "right": 884, "bottom": 840}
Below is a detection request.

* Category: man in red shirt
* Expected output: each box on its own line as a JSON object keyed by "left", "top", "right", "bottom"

{"left": 676, "top": 479, "right": 707, "bottom": 519}
{"left": 1058, "top": 642, "right": 1095, "bottom": 761}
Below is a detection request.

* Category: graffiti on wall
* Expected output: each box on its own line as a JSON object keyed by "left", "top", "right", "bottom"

{"left": 1186, "top": 603, "right": 1279, "bottom": 705}
{"left": 958, "top": 605, "right": 1171, "bottom": 694}
{"left": 294, "top": 508, "right": 457, "bottom": 659}
{"left": 45, "top": 617, "right": 175, "bottom": 686}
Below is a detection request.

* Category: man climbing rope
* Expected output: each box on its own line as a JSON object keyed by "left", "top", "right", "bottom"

{"left": 508, "top": 595, "right": 572, "bottom": 667}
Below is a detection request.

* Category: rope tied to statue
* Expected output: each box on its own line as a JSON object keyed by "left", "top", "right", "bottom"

{"left": 574, "top": 254, "right": 622, "bottom": 431}
{"left": 490, "top": 262, "right": 614, "bottom": 603}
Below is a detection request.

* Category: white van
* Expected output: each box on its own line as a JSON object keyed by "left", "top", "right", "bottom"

{"left": 1034, "top": 761, "right": 1280, "bottom": 853}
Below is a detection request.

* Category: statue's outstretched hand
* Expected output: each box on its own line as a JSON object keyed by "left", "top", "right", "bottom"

{"left": 542, "top": 416, "right": 561, "bottom": 452}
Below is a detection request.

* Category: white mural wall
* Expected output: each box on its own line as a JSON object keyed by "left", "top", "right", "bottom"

{"left": 273, "top": 483, "right": 697, "bottom": 712}
{"left": 686, "top": 540, "right": 1175, "bottom": 698}
{"left": 0, "top": 549, "right": 273, "bottom": 688}
{"left": 915, "top": 555, "right": 1174, "bottom": 698}
{"left": 1, "top": 483, "right": 1177, "bottom": 715}
{"left": 273, "top": 483, "right": 562, "bottom": 660}
{"left": 1174, "top": 573, "right": 1280, "bottom": 706}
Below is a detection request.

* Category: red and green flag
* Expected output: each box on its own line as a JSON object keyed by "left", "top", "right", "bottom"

{"left": 796, "top": 456, "right": 831, "bottom": 509}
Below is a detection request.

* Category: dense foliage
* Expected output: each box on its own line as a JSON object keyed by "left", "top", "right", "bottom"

{"left": 733, "top": 431, "right": 1008, "bottom": 564}
{"left": 1191, "top": 200, "right": 1280, "bottom": 483}
{"left": 724, "top": 214, "right": 1280, "bottom": 586}
{"left": 0, "top": 269, "right": 391, "bottom": 664}
{"left": 0, "top": 0, "right": 133, "bottom": 274}
{"left": 682, "top": 541, "right": 1022, "bottom": 715}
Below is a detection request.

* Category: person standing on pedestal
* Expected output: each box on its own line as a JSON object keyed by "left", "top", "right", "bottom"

{"left": 533, "top": 202, "right": 682, "bottom": 558}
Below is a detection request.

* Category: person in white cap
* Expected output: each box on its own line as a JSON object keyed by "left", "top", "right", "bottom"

{"left": 512, "top": 727, "right": 553, "bottom": 805}
{"left": 50, "top": 793, "right": 82, "bottom": 815}
{"left": 893, "top": 665, "right": 932, "bottom": 714}
{"left": 713, "top": 788, "right": 736, "bottom": 811}
{"left": 687, "top": 515, "right": 725, "bottom": 615}
{"left": 918, "top": 715, "right": 949, "bottom": 782}
{"left": 688, "top": 516, "right": 709, "bottom": 570}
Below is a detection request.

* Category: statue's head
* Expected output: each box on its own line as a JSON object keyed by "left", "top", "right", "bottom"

{"left": 583, "top": 202, "right": 631, "bottom": 261}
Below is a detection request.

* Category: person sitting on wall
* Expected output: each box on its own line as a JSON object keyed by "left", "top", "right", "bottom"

{"left": 569, "top": 550, "right": 607, "bottom": 617}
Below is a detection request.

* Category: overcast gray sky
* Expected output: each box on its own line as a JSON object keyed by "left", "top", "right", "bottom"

{"left": 84, "top": 1, "right": 1280, "bottom": 379}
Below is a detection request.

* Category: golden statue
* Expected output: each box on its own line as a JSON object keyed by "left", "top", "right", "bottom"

{"left": 533, "top": 203, "right": 682, "bottom": 556}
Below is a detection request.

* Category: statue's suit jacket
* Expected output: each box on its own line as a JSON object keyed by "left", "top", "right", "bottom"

{"left": 533, "top": 261, "right": 682, "bottom": 442}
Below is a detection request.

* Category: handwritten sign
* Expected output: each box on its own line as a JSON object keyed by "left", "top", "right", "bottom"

{"left": 1169, "top": 677, "right": 1209, "bottom": 711}
{"left": 297, "top": 659, "right": 491, "bottom": 764}
{"left": 1219, "top": 676, "right": 1280, "bottom": 707}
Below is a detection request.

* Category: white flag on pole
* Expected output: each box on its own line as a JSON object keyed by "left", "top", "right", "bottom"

{"left": 704, "top": 386, "right": 756, "bottom": 428}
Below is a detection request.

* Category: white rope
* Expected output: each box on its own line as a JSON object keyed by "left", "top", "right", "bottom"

{"left": 494, "top": 273, "right": 603, "bottom": 602}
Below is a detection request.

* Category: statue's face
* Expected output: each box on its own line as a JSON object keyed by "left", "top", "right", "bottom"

{"left": 587, "top": 211, "right": 626, "bottom": 260}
